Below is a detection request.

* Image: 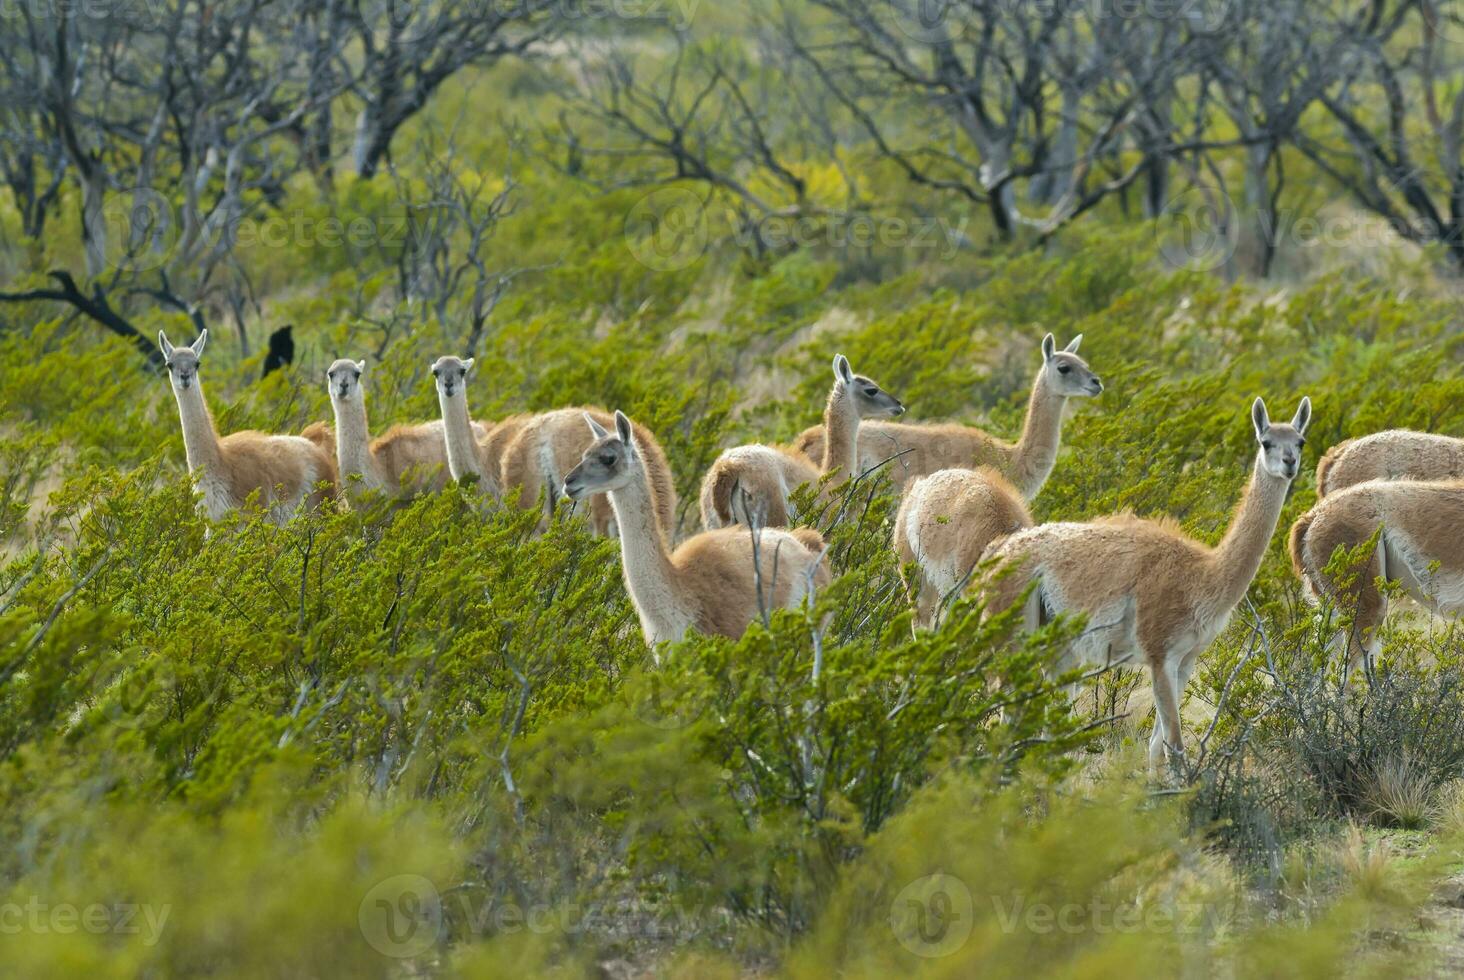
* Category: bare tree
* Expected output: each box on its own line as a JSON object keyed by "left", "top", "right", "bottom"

{"left": 387, "top": 140, "right": 524, "bottom": 354}
{"left": 1295, "top": 0, "right": 1464, "bottom": 271}
{"left": 550, "top": 32, "right": 862, "bottom": 253}
{"left": 0, "top": 1, "right": 354, "bottom": 353}
{"left": 342, "top": 0, "right": 560, "bottom": 178}
{"left": 1195, "top": 0, "right": 1341, "bottom": 276}
{"left": 780, "top": 0, "right": 1219, "bottom": 240}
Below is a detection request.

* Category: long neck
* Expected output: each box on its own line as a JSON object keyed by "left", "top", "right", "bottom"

{"left": 172, "top": 381, "right": 221, "bottom": 475}
{"left": 332, "top": 396, "right": 377, "bottom": 482}
{"left": 1011, "top": 371, "right": 1067, "bottom": 499}
{"left": 438, "top": 391, "right": 482, "bottom": 481}
{"left": 821, "top": 383, "right": 859, "bottom": 478}
{"left": 607, "top": 463, "right": 683, "bottom": 615}
{"left": 1210, "top": 454, "right": 1289, "bottom": 606}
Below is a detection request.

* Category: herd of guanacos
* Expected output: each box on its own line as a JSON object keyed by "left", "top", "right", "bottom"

{"left": 156, "top": 327, "right": 1464, "bottom": 770}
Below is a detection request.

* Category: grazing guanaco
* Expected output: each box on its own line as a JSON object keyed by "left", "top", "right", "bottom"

{"left": 1314, "top": 430, "right": 1464, "bottom": 497}
{"left": 158, "top": 329, "right": 336, "bottom": 523}
{"left": 893, "top": 334, "right": 1103, "bottom": 627}
{"left": 793, "top": 333, "right": 1100, "bottom": 495}
{"left": 983, "top": 396, "right": 1311, "bottom": 774}
{"left": 1290, "top": 478, "right": 1464, "bottom": 675}
{"left": 565, "top": 411, "right": 829, "bottom": 646}
{"left": 701, "top": 354, "right": 904, "bottom": 528}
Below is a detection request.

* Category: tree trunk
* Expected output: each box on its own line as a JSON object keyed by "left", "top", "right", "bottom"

{"left": 1241, "top": 142, "right": 1277, "bottom": 278}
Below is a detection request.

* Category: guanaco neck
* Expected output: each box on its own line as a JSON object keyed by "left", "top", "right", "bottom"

{"left": 332, "top": 394, "right": 380, "bottom": 486}
{"left": 438, "top": 390, "right": 483, "bottom": 483}
{"left": 822, "top": 381, "right": 859, "bottom": 479}
{"left": 1011, "top": 370, "right": 1067, "bottom": 499}
{"left": 1210, "top": 453, "right": 1290, "bottom": 608}
{"left": 172, "top": 380, "right": 222, "bottom": 477}
{"left": 606, "top": 461, "right": 684, "bottom": 621}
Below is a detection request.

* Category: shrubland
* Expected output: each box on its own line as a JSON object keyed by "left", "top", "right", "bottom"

{"left": 2, "top": 18, "right": 1464, "bottom": 980}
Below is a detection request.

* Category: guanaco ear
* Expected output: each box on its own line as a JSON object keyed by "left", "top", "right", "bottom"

{"left": 158, "top": 331, "right": 174, "bottom": 358}
{"left": 462, "top": 357, "right": 475, "bottom": 375}
{"left": 833, "top": 353, "right": 852, "bottom": 384}
{"left": 1291, "top": 396, "right": 1312, "bottom": 434}
{"left": 1064, "top": 334, "right": 1083, "bottom": 353}
{"left": 1251, "top": 397, "right": 1271, "bottom": 440}
{"left": 1041, "top": 333, "right": 1056, "bottom": 362}
{"left": 354, "top": 359, "right": 366, "bottom": 374}
{"left": 192, "top": 329, "right": 208, "bottom": 358}
{"left": 584, "top": 412, "right": 610, "bottom": 440}
{"left": 614, "top": 410, "right": 635, "bottom": 450}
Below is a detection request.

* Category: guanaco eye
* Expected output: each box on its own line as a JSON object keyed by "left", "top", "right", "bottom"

{"left": 1057, "top": 365, "right": 1071, "bottom": 374}
{"left": 599, "top": 453, "right": 616, "bottom": 466}
{"left": 432, "top": 368, "right": 440, "bottom": 378}
{"left": 1262, "top": 440, "right": 1273, "bottom": 450}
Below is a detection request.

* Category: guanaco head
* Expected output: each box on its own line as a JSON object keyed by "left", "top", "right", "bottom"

{"left": 833, "top": 353, "right": 905, "bottom": 418}
{"left": 564, "top": 411, "right": 637, "bottom": 499}
{"left": 430, "top": 355, "right": 475, "bottom": 400}
{"left": 1040, "top": 333, "right": 1102, "bottom": 398}
{"left": 1252, "top": 396, "right": 1311, "bottom": 481}
{"left": 327, "top": 358, "right": 367, "bottom": 402}
{"left": 158, "top": 329, "right": 207, "bottom": 391}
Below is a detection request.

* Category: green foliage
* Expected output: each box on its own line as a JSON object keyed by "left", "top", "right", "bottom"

{"left": 2, "top": 20, "right": 1463, "bottom": 976}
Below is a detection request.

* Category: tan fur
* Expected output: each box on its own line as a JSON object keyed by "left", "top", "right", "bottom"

{"left": 159, "top": 330, "right": 335, "bottom": 524}
{"left": 565, "top": 411, "right": 829, "bottom": 646}
{"left": 501, "top": 407, "right": 677, "bottom": 539}
{"left": 794, "top": 335, "right": 1099, "bottom": 496}
{"left": 981, "top": 397, "right": 1310, "bottom": 774}
{"left": 331, "top": 359, "right": 492, "bottom": 501}
{"left": 1314, "top": 430, "right": 1464, "bottom": 497}
{"left": 700, "top": 354, "right": 904, "bottom": 529}
{"left": 371, "top": 421, "right": 473, "bottom": 495}
{"left": 1290, "top": 479, "right": 1464, "bottom": 671}
{"left": 894, "top": 466, "right": 1033, "bottom": 629}
{"left": 700, "top": 445, "right": 816, "bottom": 528}
{"left": 301, "top": 422, "right": 333, "bottom": 455}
